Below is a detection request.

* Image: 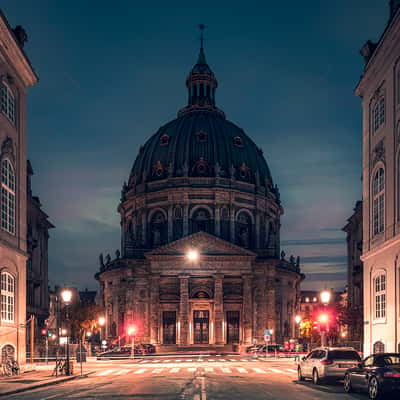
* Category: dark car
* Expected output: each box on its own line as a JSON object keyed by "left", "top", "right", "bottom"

{"left": 343, "top": 353, "right": 400, "bottom": 399}
{"left": 97, "top": 346, "right": 140, "bottom": 359}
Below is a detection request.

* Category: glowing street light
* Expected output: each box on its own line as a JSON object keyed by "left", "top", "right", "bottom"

{"left": 60, "top": 289, "right": 72, "bottom": 304}
{"left": 128, "top": 325, "right": 137, "bottom": 359}
{"left": 320, "top": 290, "right": 331, "bottom": 305}
{"left": 318, "top": 313, "right": 328, "bottom": 324}
{"left": 186, "top": 249, "right": 199, "bottom": 262}
{"left": 295, "top": 315, "right": 302, "bottom": 324}
{"left": 98, "top": 316, "right": 106, "bottom": 327}
{"left": 60, "top": 288, "right": 72, "bottom": 376}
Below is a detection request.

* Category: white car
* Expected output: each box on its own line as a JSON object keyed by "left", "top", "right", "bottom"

{"left": 297, "top": 347, "right": 361, "bottom": 384}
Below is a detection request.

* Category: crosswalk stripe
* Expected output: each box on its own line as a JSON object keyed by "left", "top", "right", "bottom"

{"left": 221, "top": 367, "right": 231, "bottom": 373}
{"left": 134, "top": 368, "right": 147, "bottom": 374}
{"left": 197, "top": 359, "right": 204, "bottom": 362}
{"left": 268, "top": 368, "right": 283, "bottom": 373}
{"left": 240, "top": 359, "right": 248, "bottom": 362}
{"left": 162, "top": 360, "right": 170, "bottom": 363}
{"left": 188, "top": 367, "right": 197, "bottom": 372}
{"left": 115, "top": 369, "right": 130, "bottom": 375}
{"left": 185, "top": 359, "right": 193, "bottom": 362}
{"left": 229, "top": 359, "right": 236, "bottom": 362}
{"left": 286, "top": 368, "right": 297, "bottom": 373}
{"left": 253, "top": 368, "right": 266, "bottom": 373}
{"left": 170, "top": 368, "right": 180, "bottom": 373}
{"left": 152, "top": 368, "right": 163, "bottom": 374}
{"left": 237, "top": 367, "right": 248, "bottom": 373}
{"left": 205, "top": 367, "right": 214, "bottom": 372}
{"left": 152, "top": 360, "right": 161, "bottom": 363}
{"left": 97, "top": 369, "right": 117, "bottom": 376}
{"left": 219, "top": 359, "right": 226, "bottom": 362}
{"left": 174, "top": 360, "right": 182, "bottom": 363}
{"left": 208, "top": 359, "right": 215, "bottom": 362}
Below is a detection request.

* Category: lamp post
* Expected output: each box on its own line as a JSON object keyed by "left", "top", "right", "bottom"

{"left": 294, "top": 315, "right": 302, "bottom": 343}
{"left": 319, "top": 290, "right": 331, "bottom": 347}
{"left": 98, "top": 316, "right": 105, "bottom": 349}
{"left": 61, "top": 289, "right": 72, "bottom": 375}
{"left": 128, "top": 326, "right": 137, "bottom": 359}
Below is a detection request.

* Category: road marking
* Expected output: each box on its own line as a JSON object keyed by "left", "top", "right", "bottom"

{"left": 188, "top": 367, "right": 197, "bottom": 372}
{"left": 207, "top": 359, "right": 215, "bottom": 362}
{"left": 175, "top": 359, "right": 182, "bottom": 363}
{"left": 97, "top": 369, "right": 117, "bottom": 376}
{"left": 219, "top": 359, "right": 226, "bottom": 361}
{"left": 286, "top": 368, "right": 297, "bottom": 373}
{"left": 253, "top": 368, "right": 266, "bottom": 373}
{"left": 229, "top": 359, "right": 236, "bottom": 362}
{"left": 268, "top": 368, "right": 283, "bottom": 373}
{"left": 115, "top": 369, "right": 130, "bottom": 375}
{"left": 221, "top": 367, "right": 231, "bottom": 373}
{"left": 170, "top": 367, "right": 180, "bottom": 373}
{"left": 200, "top": 376, "right": 207, "bottom": 400}
{"left": 162, "top": 359, "right": 170, "bottom": 363}
{"left": 205, "top": 367, "right": 214, "bottom": 372}
{"left": 185, "top": 359, "right": 193, "bottom": 362}
{"left": 134, "top": 368, "right": 147, "bottom": 374}
{"left": 152, "top": 360, "right": 161, "bottom": 363}
{"left": 197, "top": 359, "right": 204, "bottom": 362}
{"left": 236, "top": 367, "right": 248, "bottom": 373}
{"left": 251, "top": 359, "right": 258, "bottom": 362}
{"left": 152, "top": 368, "right": 163, "bottom": 373}
{"left": 240, "top": 359, "right": 248, "bottom": 362}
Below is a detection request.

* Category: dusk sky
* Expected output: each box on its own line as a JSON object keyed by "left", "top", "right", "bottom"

{"left": 1, "top": 1, "right": 389, "bottom": 291}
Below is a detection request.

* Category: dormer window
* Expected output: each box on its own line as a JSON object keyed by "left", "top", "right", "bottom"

{"left": 153, "top": 161, "right": 165, "bottom": 177}
{"left": 0, "top": 83, "right": 15, "bottom": 125}
{"left": 233, "top": 136, "right": 243, "bottom": 147}
{"left": 160, "top": 134, "right": 170, "bottom": 146}
{"left": 195, "top": 131, "right": 208, "bottom": 142}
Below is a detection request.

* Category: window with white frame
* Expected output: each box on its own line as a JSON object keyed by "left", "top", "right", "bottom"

{"left": 372, "top": 98, "right": 385, "bottom": 133}
{"left": 1, "top": 271, "right": 15, "bottom": 323}
{"left": 1, "top": 159, "right": 15, "bottom": 234}
{"left": 0, "top": 83, "right": 15, "bottom": 124}
{"left": 373, "top": 168, "right": 385, "bottom": 235}
{"left": 374, "top": 273, "right": 386, "bottom": 320}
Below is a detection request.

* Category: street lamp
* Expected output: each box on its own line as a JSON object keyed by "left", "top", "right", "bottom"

{"left": 128, "top": 325, "right": 137, "bottom": 359}
{"left": 295, "top": 315, "right": 302, "bottom": 324}
{"left": 98, "top": 316, "right": 105, "bottom": 346}
{"left": 319, "top": 290, "right": 331, "bottom": 347}
{"left": 320, "top": 290, "right": 331, "bottom": 305}
{"left": 186, "top": 249, "right": 199, "bottom": 262}
{"left": 61, "top": 289, "right": 72, "bottom": 375}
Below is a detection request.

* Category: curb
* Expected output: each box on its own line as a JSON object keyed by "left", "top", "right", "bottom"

{"left": 0, "top": 371, "right": 95, "bottom": 397}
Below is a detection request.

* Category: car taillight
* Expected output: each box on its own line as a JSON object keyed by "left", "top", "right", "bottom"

{"left": 321, "top": 360, "right": 334, "bottom": 365}
{"left": 384, "top": 372, "right": 400, "bottom": 378}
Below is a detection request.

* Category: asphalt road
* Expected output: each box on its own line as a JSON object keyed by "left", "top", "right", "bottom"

{"left": 8, "top": 355, "right": 369, "bottom": 400}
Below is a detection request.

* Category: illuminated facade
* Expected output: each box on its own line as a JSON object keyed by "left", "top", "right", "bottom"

{"left": 96, "top": 40, "right": 303, "bottom": 349}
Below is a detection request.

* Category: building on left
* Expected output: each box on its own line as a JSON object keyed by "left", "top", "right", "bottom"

{"left": 0, "top": 10, "right": 38, "bottom": 365}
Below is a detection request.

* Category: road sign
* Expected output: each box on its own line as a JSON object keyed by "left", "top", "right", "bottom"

{"left": 264, "top": 329, "right": 273, "bottom": 336}
{"left": 264, "top": 334, "right": 271, "bottom": 342}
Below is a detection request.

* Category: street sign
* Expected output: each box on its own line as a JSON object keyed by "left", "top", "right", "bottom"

{"left": 264, "top": 334, "right": 271, "bottom": 342}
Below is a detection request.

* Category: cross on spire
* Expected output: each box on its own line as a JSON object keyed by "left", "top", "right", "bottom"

{"left": 199, "top": 24, "right": 205, "bottom": 50}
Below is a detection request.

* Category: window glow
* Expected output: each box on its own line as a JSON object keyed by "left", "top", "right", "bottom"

{"left": 1, "top": 272, "right": 14, "bottom": 322}
{"left": 1, "top": 159, "right": 15, "bottom": 235}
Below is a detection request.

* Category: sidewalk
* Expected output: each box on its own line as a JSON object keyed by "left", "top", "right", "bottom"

{"left": 0, "top": 367, "right": 92, "bottom": 397}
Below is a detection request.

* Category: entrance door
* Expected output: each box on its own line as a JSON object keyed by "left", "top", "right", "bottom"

{"left": 193, "top": 310, "right": 209, "bottom": 344}
{"left": 226, "top": 311, "right": 240, "bottom": 343}
{"left": 162, "top": 311, "right": 176, "bottom": 344}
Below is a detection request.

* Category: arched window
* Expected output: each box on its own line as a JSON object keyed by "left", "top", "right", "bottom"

{"left": 190, "top": 208, "right": 213, "bottom": 234}
{"left": 0, "top": 83, "right": 15, "bottom": 124}
{"left": 373, "top": 341, "right": 385, "bottom": 354}
{"left": 1, "top": 272, "right": 15, "bottom": 323}
{"left": 235, "top": 211, "right": 252, "bottom": 248}
{"left": 1, "top": 159, "right": 15, "bottom": 234}
{"left": 374, "top": 273, "right": 386, "bottom": 320}
{"left": 149, "top": 211, "right": 167, "bottom": 247}
{"left": 372, "top": 168, "right": 385, "bottom": 235}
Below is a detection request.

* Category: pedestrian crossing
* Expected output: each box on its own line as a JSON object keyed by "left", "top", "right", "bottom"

{"left": 138, "top": 357, "right": 268, "bottom": 364}
{"left": 93, "top": 366, "right": 297, "bottom": 377}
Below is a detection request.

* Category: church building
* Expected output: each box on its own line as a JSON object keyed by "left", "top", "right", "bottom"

{"left": 96, "top": 36, "right": 303, "bottom": 350}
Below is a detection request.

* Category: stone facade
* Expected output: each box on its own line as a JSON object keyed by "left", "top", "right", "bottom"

{"left": 0, "top": 11, "right": 37, "bottom": 364}
{"left": 343, "top": 201, "right": 363, "bottom": 348}
{"left": 356, "top": 2, "right": 400, "bottom": 356}
{"left": 96, "top": 41, "right": 303, "bottom": 349}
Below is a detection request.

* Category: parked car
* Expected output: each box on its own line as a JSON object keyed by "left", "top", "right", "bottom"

{"left": 246, "top": 344, "right": 264, "bottom": 353}
{"left": 297, "top": 347, "right": 361, "bottom": 384}
{"left": 343, "top": 353, "right": 400, "bottom": 399}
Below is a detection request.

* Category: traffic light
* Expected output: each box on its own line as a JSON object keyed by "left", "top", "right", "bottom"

{"left": 41, "top": 328, "right": 47, "bottom": 335}
{"left": 47, "top": 331, "right": 53, "bottom": 338}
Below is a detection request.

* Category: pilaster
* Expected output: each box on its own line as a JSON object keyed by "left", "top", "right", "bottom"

{"left": 214, "top": 274, "right": 224, "bottom": 344}
{"left": 242, "top": 274, "right": 253, "bottom": 344}
{"left": 179, "top": 275, "right": 189, "bottom": 345}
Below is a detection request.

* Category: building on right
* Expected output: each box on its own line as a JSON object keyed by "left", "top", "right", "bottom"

{"left": 355, "top": 1, "right": 400, "bottom": 356}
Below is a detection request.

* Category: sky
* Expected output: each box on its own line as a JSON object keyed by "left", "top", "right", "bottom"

{"left": 1, "top": 0, "right": 389, "bottom": 291}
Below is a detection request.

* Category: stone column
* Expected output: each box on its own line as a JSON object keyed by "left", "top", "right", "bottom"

{"left": 214, "top": 274, "right": 224, "bottom": 344}
{"left": 167, "top": 206, "right": 173, "bottom": 242}
{"left": 149, "top": 275, "right": 160, "bottom": 344}
{"left": 255, "top": 212, "right": 260, "bottom": 248}
{"left": 242, "top": 274, "right": 253, "bottom": 345}
{"left": 142, "top": 210, "right": 147, "bottom": 246}
{"left": 183, "top": 204, "right": 189, "bottom": 236}
{"left": 179, "top": 275, "right": 189, "bottom": 345}
{"left": 230, "top": 211, "right": 235, "bottom": 242}
{"left": 266, "top": 271, "right": 276, "bottom": 340}
{"left": 215, "top": 207, "right": 221, "bottom": 237}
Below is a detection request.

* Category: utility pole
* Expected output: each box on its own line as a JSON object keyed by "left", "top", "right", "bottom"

{"left": 30, "top": 315, "right": 35, "bottom": 364}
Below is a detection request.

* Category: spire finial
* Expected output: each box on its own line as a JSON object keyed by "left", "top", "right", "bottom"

{"left": 199, "top": 24, "right": 205, "bottom": 50}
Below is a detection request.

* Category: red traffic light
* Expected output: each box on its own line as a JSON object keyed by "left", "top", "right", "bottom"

{"left": 41, "top": 329, "right": 47, "bottom": 335}
{"left": 127, "top": 325, "right": 137, "bottom": 336}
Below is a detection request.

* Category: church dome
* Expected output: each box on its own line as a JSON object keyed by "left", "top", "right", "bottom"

{"left": 127, "top": 45, "right": 273, "bottom": 190}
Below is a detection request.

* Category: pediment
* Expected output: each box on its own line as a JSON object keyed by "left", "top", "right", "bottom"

{"left": 145, "top": 231, "right": 256, "bottom": 258}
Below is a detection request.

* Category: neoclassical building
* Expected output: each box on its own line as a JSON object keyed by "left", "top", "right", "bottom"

{"left": 96, "top": 39, "right": 303, "bottom": 349}
{"left": 0, "top": 12, "right": 38, "bottom": 364}
{"left": 356, "top": 1, "right": 400, "bottom": 355}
